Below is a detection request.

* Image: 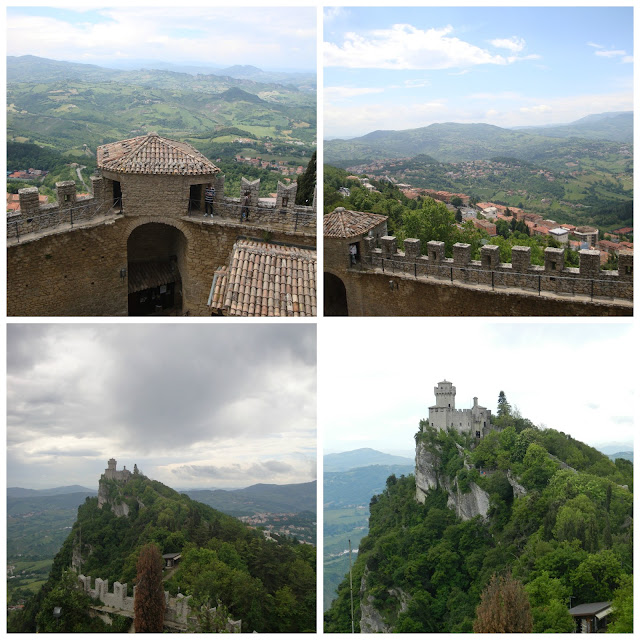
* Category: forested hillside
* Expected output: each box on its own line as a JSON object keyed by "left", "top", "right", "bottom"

{"left": 325, "top": 410, "right": 633, "bottom": 633}
{"left": 9, "top": 472, "right": 315, "bottom": 633}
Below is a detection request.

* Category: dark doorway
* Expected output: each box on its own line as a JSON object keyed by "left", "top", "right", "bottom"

{"left": 189, "top": 184, "right": 202, "bottom": 213}
{"left": 324, "top": 272, "right": 348, "bottom": 316}
{"left": 113, "top": 180, "right": 122, "bottom": 209}
{"left": 127, "top": 223, "right": 187, "bottom": 316}
{"left": 129, "top": 282, "right": 177, "bottom": 315}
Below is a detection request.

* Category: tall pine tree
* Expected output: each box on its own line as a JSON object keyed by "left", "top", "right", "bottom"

{"left": 295, "top": 151, "right": 316, "bottom": 205}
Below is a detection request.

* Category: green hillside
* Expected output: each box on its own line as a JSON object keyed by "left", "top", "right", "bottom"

{"left": 325, "top": 413, "right": 633, "bottom": 633}
{"left": 6, "top": 55, "right": 316, "bottom": 160}
{"left": 324, "top": 121, "right": 631, "bottom": 167}
{"left": 9, "top": 471, "right": 315, "bottom": 633}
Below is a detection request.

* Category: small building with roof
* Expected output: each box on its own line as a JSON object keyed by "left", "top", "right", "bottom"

{"left": 568, "top": 601, "right": 612, "bottom": 633}
{"left": 324, "top": 207, "right": 388, "bottom": 315}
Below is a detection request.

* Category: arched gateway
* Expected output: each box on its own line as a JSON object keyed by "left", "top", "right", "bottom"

{"left": 97, "top": 132, "right": 219, "bottom": 315}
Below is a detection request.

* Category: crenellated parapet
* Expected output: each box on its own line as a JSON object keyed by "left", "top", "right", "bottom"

{"left": 360, "top": 235, "right": 633, "bottom": 302}
{"left": 78, "top": 574, "right": 241, "bottom": 632}
{"left": 7, "top": 168, "right": 315, "bottom": 244}
{"left": 7, "top": 177, "right": 113, "bottom": 242}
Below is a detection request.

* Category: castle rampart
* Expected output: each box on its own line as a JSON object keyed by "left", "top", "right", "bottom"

{"left": 77, "top": 574, "right": 240, "bottom": 632}
{"left": 361, "top": 236, "right": 633, "bottom": 302}
{"left": 8, "top": 173, "right": 315, "bottom": 245}
{"left": 7, "top": 133, "right": 316, "bottom": 316}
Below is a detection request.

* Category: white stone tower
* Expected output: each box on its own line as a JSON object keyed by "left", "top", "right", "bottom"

{"left": 434, "top": 380, "right": 456, "bottom": 409}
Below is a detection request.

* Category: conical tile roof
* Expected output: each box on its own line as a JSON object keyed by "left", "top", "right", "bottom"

{"left": 97, "top": 132, "right": 220, "bottom": 176}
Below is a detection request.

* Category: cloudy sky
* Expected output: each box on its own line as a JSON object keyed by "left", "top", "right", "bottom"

{"left": 6, "top": 6, "right": 316, "bottom": 71}
{"left": 7, "top": 324, "right": 316, "bottom": 490}
{"left": 320, "top": 321, "right": 634, "bottom": 457}
{"left": 324, "top": 6, "right": 633, "bottom": 138}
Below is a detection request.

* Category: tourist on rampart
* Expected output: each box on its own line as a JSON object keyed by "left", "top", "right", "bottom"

{"left": 204, "top": 185, "right": 215, "bottom": 216}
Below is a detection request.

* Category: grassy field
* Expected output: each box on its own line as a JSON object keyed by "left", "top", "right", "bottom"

{"left": 324, "top": 506, "right": 370, "bottom": 610}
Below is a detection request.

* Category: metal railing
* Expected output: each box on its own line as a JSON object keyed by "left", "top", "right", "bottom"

{"left": 7, "top": 197, "right": 122, "bottom": 243}
{"left": 369, "top": 256, "right": 632, "bottom": 302}
{"left": 186, "top": 198, "right": 315, "bottom": 231}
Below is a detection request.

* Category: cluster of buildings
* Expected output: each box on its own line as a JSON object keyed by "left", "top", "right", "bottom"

{"left": 234, "top": 154, "right": 305, "bottom": 176}
{"left": 7, "top": 168, "right": 48, "bottom": 180}
{"left": 395, "top": 186, "right": 633, "bottom": 262}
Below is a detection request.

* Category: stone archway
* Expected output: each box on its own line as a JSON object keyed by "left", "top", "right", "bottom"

{"left": 324, "top": 272, "right": 348, "bottom": 316}
{"left": 127, "top": 222, "right": 188, "bottom": 316}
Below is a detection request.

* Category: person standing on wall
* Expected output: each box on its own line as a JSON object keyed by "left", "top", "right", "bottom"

{"left": 204, "top": 184, "right": 215, "bottom": 217}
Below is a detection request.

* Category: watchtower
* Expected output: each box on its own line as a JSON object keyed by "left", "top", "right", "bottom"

{"left": 434, "top": 380, "right": 456, "bottom": 409}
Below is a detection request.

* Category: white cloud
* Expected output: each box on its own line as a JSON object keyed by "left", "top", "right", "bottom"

{"left": 587, "top": 41, "right": 604, "bottom": 49}
{"left": 622, "top": 56, "right": 634, "bottom": 64}
{"left": 324, "top": 89, "right": 632, "bottom": 138}
{"left": 324, "top": 23, "right": 537, "bottom": 70}
{"left": 324, "top": 86, "right": 385, "bottom": 101}
{"left": 520, "top": 104, "right": 552, "bottom": 114}
{"left": 7, "top": 8, "right": 316, "bottom": 69}
{"left": 324, "top": 7, "right": 348, "bottom": 22}
{"left": 596, "top": 49, "right": 628, "bottom": 58}
{"left": 490, "top": 36, "right": 526, "bottom": 53}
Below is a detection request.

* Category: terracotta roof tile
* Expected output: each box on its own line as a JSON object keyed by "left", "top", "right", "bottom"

{"left": 210, "top": 240, "right": 316, "bottom": 317}
{"left": 324, "top": 208, "right": 387, "bottom": 238}
{"left": 97, "top": 132, "right": 220, "bottom": 176}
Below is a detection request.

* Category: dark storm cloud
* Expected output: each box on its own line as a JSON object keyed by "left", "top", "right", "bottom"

{"left": 7, "top": 324, "right": 316, "bottom": 488}
{"left": 172, "top": 459, "right": 295, "bottom": 481}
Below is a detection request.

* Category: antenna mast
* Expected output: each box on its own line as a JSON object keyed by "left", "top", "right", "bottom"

{"left": 349, "top": 538, "right": 355, "bottom": 633}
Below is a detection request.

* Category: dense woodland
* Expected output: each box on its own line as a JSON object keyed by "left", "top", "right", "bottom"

{"left": 325, "top": 404, "right": 633, "bottom": 633}
{"left": 9, "top": 473, "right": 315, "bottom": 633}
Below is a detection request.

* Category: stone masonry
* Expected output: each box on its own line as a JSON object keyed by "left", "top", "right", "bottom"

{"left": 7, "top": 133, "right": 316, "bottom": 316}
{"left": 323, "top": 209, "right": 632, "bottom": 316}
{"left": 77, "top": 574, "right": 241, "bottom": 632}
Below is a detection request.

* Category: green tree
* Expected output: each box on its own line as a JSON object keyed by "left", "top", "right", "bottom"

{"left": 295, "top": 150, "right": 316, "bottom": 205}
{"left": 497, "top": 390, "right": 511, "bottom": 418}
{"left": 473, "top": 572, "right": 533, "bottom": 632}
{"left": 608, "top": 574, "right": 633, "bottom": 633}
{"left": 35, "top": 570, "right": 94, "bottom": 632}
{"left": 524, "top": 571, "right": 574, "bottom": 633}
{"left": 134, "top": 543, "right": 165, "bottom": 632}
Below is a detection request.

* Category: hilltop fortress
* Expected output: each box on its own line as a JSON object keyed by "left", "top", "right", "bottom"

{"left": 7, "top": 133, "right": 316, "bottom": 317}
{"left": 428, "top": 380, "right": 492, "bottom": 438}
{"left": 324, "top": 208, "right": 632, "bottom": 316}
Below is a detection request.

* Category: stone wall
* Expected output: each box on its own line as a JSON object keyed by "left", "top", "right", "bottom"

{"left": 7, "top": 174, "right": 316, "bottom": 316}
{"left": 330, "top": 268, "right": 632, "bottom": 316}
{"left": 325, "top": 234, "right": 632, "bottom": 316}
{"left": 78, "top": 575, "right": 241, "bottom": 632}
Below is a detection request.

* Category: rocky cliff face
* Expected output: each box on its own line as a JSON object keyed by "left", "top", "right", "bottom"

{"left": 415, "top": 440, "right": 490, "bottom": 521}
{"left": 98, "top": 476, "right": 130, "bottom": 517}
{"left": 359, "top": 567, "right": 410, "bottom": 633}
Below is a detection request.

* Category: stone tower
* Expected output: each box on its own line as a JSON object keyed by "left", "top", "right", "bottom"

{"left": 434, "top": 380, "right": 456, "bottom": 409}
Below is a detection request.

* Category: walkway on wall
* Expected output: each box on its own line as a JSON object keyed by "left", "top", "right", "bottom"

{"left": 89, "top": 605, "right": 188, "bottom": 632}
{"left": 365, "top": 264, "right": 633, "bottom": 309}
{"left": 7, "top": 207, "right": 122, "bottom": 247}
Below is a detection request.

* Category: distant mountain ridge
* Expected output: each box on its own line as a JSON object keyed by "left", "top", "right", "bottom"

{"left": 324, "top": 114, "right": 632, "bottom": 165}
{"left": 324, "top": 448, "right": 414, "bottom": 472}
{"left": 514, "top": 111, "right": 632, "bottom": 144}
{"left": 186, "top": 480, "right": 316, "bottom": 516}
{"left": 7, "top": 485, "right": 95, "bottom": 497}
